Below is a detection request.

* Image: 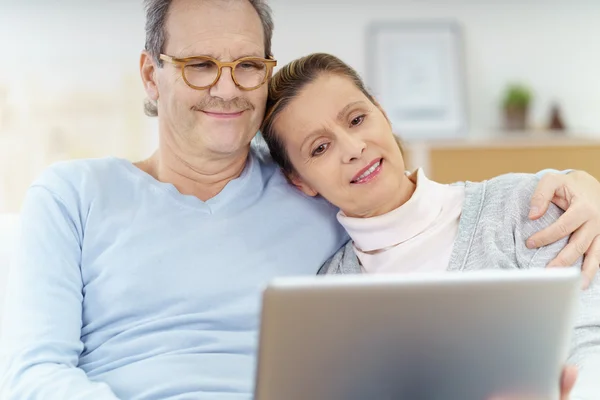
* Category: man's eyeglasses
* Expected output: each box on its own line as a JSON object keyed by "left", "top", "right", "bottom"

{"left": 159, "top": 54, "right": 277, "bottom": 91}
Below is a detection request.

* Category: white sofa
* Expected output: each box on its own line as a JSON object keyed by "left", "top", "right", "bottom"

{"left": 0, "top": 214, "right": 19, "bottom": 331}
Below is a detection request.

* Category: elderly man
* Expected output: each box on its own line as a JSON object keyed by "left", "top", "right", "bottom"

{"left": 1, "top": 0, "right": 600, "bottom": 399}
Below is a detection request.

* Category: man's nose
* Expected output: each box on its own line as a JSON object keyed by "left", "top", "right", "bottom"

{"left": 208, "top": 67, "right": 239, "bottom": 102}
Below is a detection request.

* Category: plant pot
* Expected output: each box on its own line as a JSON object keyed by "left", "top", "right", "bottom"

{"left": 503, "top": 105, "right": 528, "bottom": 131}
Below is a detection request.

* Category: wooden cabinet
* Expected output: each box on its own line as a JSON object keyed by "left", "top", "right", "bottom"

{"left": 404, "top": 134, "right": 600, "bottom": 183}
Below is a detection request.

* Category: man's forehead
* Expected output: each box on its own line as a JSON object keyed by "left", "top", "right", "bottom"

{"left": 172, "top": 35, "right": 264, "bottom": 59}
{"left": 164, "top": 0, "right": 265, "bottom": 57}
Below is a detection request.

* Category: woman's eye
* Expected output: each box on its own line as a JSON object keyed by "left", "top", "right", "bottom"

{"left": 350, "top": 115, "right": 365, "bottom": 127}
{"left": 311, "top": 143, "right": 329, "bottom": 157}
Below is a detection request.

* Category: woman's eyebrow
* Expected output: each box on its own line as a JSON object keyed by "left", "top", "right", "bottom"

{"left": 301, "top": 128, "right": 328, "bottom": 153}
{"left": 336, "top": 101, "right": 367, "bottom": 122}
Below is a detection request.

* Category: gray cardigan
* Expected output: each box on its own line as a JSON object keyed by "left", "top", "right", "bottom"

{"left": 319, "top": 173, "right": 600, "bottom": 399}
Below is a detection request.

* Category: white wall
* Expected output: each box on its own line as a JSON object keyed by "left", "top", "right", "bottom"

{"left": 269, "top": 0, "right": 600, "bottom": 135}
{"left": 0, "top": 214, "right": 20, "bottom": 333}
{"left": 0, "top": 0, "right": 159, "bottom": 156}
{"left": 1, "top": 0, "right": 598, "bottom": 138}
{"left": 0, "top": 1, "right": 158, "bottom": 212}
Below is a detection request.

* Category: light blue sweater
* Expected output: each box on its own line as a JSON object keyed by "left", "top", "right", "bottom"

{"left": 0, "top": 149, "right": 348, "bottom": 399}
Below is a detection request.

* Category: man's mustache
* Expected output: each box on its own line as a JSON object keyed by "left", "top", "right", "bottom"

{"left": 192, "top": 97, "right": 255, "bottom": 113}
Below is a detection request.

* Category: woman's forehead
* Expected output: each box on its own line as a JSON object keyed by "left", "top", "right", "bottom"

{"left": 284, "top": 77, "right": 367, "bottom": 120}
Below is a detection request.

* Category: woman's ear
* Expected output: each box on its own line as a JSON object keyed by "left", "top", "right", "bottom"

{"left": 287, "top": 171, "right": 318, "bottom": 197}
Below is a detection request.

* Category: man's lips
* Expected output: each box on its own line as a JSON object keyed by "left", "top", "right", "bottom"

{"left": 201, "top": 110, "right": 245, "bottom": 119}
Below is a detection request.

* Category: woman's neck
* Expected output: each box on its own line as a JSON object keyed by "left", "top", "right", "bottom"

{"left": 342, "top": 172, "right": 417, "bottom": 219}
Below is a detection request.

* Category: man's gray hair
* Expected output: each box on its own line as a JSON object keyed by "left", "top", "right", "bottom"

{"left": 142, "top": 0, "right": 275, "bottom": 117}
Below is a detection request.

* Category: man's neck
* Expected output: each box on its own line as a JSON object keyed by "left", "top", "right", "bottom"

{"left": 135, "top": 145, "right": 250, "bottom": 202}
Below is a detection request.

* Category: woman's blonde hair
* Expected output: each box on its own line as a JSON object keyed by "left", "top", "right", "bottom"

{"left": 261, "top": 53, "right": 403, "bottom": 175}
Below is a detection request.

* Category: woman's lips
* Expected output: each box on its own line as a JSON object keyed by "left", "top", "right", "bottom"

{"left": 351, "top": 158, "right": 383, "bottom": 184}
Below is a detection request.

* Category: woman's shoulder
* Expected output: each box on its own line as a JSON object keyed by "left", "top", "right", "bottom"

{"left": 459, "top": 173, "right": 541, "bottom": 231}
{"left": 463, "top": 173, "right": 543, "bottom": 224}
{"left": 318, "top": 240, "right": 360, "bottom": 275}
{"left": 455, "top": 172, "right": 571, "bottom": 272}
{"left": 481, "top": 172, "right": 540, "bottom": 207}
{"left": 470, "top": 173, "right": 566, "bottom": 262}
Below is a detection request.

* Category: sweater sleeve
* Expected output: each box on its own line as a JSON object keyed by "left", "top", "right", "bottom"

{"left": 512, "top": 178, "right": 600, "bottom": 400}
{"left": 534, "top": 168, "right": 573, "bottom": 177}
{"left": 0, "top": 182, "right": 119, "bottom": 399}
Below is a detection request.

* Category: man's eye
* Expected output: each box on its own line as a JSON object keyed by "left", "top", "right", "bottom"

{"left": 239, "top": 62, "right": 261, "bottom": 70}
{"left": 311, "top": 143, "right": 329, "bottom": 157}
{"left": 350, "top": 115, "right": 365, "bottom": 126}
{"left": 189, "top": 62, "right": 211, "bottom": 69}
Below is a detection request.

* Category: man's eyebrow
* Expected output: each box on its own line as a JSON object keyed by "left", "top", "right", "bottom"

{"left": 241, "top": 52, "right": 266, "bottom": 58}
{"left": 229, "top": 52, "right": 265, "bottom": 60}
{"left": 336, "top": 101, "right": 367, "bottom": 122}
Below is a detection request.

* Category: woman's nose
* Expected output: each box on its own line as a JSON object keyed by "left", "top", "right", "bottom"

{"left": 341, "top": 135, "right": 366, "bottom": 163}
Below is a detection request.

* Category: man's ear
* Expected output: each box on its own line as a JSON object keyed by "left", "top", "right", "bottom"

{"left": 288, "top": 172, "right": 318, "bottom": 197}
{"left": 140, "top": 51, "right": 159, "bottom": 102}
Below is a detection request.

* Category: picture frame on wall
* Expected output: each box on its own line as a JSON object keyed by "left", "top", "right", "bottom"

{"left": 366, "top": 21, "right": 468, "bottom": 141}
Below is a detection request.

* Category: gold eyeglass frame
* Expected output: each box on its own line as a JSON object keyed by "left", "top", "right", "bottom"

{"left": 159, "top": 54, "right": 277, "bottom": 91}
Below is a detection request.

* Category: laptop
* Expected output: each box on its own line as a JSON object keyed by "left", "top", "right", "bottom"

{"left": 254, "top": 268, "right": 580, "bottom": 400}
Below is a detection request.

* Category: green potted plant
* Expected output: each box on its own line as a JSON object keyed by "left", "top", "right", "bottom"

{"left": 502, "top": 83, "right": 532, "bottom": 131}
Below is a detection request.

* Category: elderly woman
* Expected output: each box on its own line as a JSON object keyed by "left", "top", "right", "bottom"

{"left": 259, "top": 53, "right": 600, "bottom": 399}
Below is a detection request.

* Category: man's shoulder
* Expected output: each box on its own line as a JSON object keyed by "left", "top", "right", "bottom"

{"left": 31, "top": 157, "right": 129, "bottom": 203}
{"left": 251, "top": 139, "right": 285, "bottom": 184}
{"left": 250, "top": 145, "right": 332, "bottom": 205}
{"left": 251, "top": 145, "right": 278, "bottom": 178}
